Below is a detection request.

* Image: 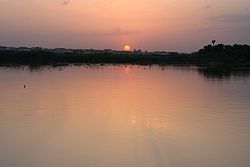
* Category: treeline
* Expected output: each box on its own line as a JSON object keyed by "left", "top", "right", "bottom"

{"left": 192, "top": 44, "right": 250, "bottom": 67}
{"left": 0, "top": 44, "right": 250, "bottom": 67}
{"left": 0, "top": 50, "right": 180, "bottom": 65}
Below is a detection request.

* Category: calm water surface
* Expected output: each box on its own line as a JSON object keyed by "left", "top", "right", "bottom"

{"left": 0, "top": 65, "right": 250, "bottom": 167}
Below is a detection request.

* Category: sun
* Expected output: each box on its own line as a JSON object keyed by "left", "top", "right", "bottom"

{"left": 123, "top": 45, "right": 131, "bottom": 51}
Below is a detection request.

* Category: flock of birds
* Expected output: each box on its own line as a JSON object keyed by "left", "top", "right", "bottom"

{"left": 17, "top": 64, "right": 166, "bottom": 89}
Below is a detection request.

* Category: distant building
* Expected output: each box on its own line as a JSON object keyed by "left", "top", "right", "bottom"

{"left": 31, "top": 47, "right": 43, "bottom": 51}
{"left": 154, "top": 51, "right": 170, "bottom": 56}
{"left": 133, "top": 49, "right": 142, "bottom": 53}
{"left": 52, "top": 48, "right": 67, "bottom": 54}
{"left": 18, "top": 47, "right": 31, "bottom": 52}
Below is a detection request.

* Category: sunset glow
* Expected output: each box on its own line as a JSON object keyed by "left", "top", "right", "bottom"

{"left": 0, "top": 0, "right": 250, "bottom": 51}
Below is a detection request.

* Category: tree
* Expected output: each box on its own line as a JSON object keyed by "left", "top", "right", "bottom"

{"left": 212, "top": 40, "right": 216, "bottom": 46}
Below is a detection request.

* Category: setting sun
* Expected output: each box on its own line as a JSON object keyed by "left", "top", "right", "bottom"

{"left": 124, "top": 45, "right": 131, "bottom": 51}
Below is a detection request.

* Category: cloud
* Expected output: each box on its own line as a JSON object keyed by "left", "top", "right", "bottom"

{"left": 90, "top": 28, "right": 140, "bottom": 36}
{"left": 197, "top": 26, "right": 231, "bottom": 32}
{"left": 211, "top": 14, "right": 250, "bottom": 22}
{"left": 32, "top": 0, "right": 41, "bottom": 4}
{"left": 203, "top": 5, "right": 211, "bottom": 9}
{"left": 111, "top": 28, "right": 139, "bottom": 36}
{"left": 62, "top": 0, "right": 72, "bottom": 5}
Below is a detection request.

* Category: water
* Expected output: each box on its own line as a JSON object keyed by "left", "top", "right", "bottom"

{"left": 0, "top": 65, "right": 250, "bottom": 167}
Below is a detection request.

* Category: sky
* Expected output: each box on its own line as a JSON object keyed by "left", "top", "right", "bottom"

{"left": 0, "top": 0, "right": 250, "bottom": 52}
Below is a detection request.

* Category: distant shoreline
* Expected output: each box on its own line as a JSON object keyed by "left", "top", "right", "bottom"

{"left": 1, "top": 44, "right": 250, "bottom": 67}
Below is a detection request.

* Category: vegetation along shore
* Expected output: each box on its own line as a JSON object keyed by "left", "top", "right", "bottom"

{"left": 1, "top": 44, "right": 250, "bottom": 67}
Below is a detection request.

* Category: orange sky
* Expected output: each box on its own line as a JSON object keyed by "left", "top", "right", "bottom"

{"left": 0, "top": 0, "right": 250, "bottom": 51}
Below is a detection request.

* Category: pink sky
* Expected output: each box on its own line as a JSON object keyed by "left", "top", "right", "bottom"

{"left": 0, "top": 0, "right": 250, "bottom": 52}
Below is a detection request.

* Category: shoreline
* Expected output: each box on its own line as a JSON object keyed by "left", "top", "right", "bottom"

{"left": 1, "top": 44, "right": 250, "bottom": 67}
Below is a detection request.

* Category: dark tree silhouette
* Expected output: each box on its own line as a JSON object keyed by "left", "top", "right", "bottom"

{"left": 1, "top": 44, "right": 250, "bottom": 67}
{"left": 212, "top": 40, "right": 216, "bottom": 46}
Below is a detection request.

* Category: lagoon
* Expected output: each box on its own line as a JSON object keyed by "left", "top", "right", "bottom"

{"left": 0, "top": 65, "right": 250, "bottom": 167}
